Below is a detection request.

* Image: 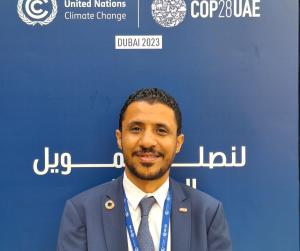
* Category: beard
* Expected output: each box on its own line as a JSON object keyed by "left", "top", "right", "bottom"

{"left": 126, "top": 161, "right": 171, "bottom": 180}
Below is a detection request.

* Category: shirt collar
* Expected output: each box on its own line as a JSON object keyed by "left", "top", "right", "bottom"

{"left": 123, "top": 172, "right": 169, "bottom": 210}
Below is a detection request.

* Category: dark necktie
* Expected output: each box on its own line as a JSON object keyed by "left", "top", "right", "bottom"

{"left": 137, "top": 196, "right": 156, "bottom": 251}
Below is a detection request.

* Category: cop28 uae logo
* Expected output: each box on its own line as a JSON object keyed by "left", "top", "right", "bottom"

{"left": 17, "top": 0, "right": 57, "bottom": 26}
{"left": 151, "top": 0, "right": 187, "bottom": 28}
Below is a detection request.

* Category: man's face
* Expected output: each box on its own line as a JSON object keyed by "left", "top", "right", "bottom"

{"left": 116, "top": 101, "right": 184, "bottom": 181}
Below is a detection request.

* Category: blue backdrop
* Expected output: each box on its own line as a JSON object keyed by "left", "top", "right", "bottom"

{"left": 0, "top": 0, "right": 298, "bottom": 250}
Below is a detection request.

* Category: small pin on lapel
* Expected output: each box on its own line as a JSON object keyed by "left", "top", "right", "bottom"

{"left": 179, "top": 207, "right": 188, "bottom": 213}
{"left": 105, "top": 200, "right": 115, "bottom": 210}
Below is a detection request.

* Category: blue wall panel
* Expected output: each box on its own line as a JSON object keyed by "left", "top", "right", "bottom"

{"left": 0, "top": 0, "right": 298, "bottom": 250}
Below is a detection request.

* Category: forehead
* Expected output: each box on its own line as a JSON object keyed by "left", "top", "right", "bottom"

{"left": 122, "top": 101, "right": 177, "bottom": 126}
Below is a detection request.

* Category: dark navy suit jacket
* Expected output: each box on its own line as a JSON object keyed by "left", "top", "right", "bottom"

{"left": 57, "top": 176, "right": 232, "bottom": 251}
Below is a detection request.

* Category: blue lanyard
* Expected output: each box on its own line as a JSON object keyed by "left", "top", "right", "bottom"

{"left": 124, "top": 188, "right": 172, "bottom": 251}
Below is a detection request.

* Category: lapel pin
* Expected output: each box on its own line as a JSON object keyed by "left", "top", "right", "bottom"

{"left": 105, "top": 200, "right": 115, "bottom": 210}
{"left": 179, "top": 207, "right": 188, "bottom": 213}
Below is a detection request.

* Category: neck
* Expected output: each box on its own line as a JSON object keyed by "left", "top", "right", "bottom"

{"left": 125, "top": 168, "right": 169, "bottom": 193}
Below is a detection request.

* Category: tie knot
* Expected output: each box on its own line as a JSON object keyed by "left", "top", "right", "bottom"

{"left": 139, "top": 196, "right": 156, "bottom": 216}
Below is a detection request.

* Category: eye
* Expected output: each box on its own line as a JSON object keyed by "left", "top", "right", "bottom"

{"left": 157, "top": 127, "right": 168, "bottom": 135}
{"left": 129, "top": 126, "right": 142, "bottom": 133}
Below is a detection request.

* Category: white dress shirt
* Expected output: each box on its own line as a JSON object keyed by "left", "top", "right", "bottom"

{"left": 123, "top": 172, "right": 171, "bottom": 251}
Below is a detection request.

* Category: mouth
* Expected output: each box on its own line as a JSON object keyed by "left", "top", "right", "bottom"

{"left": 134, "top": 151, "right": 163, "bottom": 164}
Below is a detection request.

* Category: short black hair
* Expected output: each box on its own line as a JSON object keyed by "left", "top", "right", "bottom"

{"left": 119, "top": 88, "right": 182, "bottom": 135}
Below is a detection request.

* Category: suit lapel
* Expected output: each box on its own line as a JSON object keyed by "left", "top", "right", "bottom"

{"left": 170, "top": 179, "right": 191, "bottom": 251}
{"left": 102, "top": 176, "right": 128, "bottom": 251}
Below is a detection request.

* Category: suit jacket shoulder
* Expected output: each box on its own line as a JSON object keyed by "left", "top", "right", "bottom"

{"left": 170, "top": 179, "right": 232, "bottom": 251}
{"left": 173, "top": 179, "right": 220, "bottom": 205}
{"left": 69, "top": 178, "right": 120, "bottom": 219}
{"left": 57, "top": 177, "right": 128, "bottom": 251}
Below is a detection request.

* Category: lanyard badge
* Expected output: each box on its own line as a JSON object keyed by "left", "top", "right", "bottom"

{"left": 124, "top": 189, "right": 172, "bottom": 251}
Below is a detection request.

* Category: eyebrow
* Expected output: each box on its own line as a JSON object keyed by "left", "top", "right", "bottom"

{"left": 126, "top": 121, "right": 143, "bottom": 128}
{"left": 156, "top": 123, "right": 170, "bottom": 131}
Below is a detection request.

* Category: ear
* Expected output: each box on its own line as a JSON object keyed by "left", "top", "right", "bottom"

{"left": 175, "top": 134, "right": 184, "bottom": 153}
{"left": 115, "top": 129, "right": 122, "bottom": 150}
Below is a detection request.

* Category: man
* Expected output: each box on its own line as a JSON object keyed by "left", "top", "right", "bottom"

{"left": 57, "top": 88, "right": 232, "bottom": 251}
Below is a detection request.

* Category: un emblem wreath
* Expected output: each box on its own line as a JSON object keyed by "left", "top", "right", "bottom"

{"left": 17, "top": 0, "right": 57, "bottom": 26}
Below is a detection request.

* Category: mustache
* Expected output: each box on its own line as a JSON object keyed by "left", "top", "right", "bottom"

{"left": 132, "top": 148, "right": 164, "bottom": 157}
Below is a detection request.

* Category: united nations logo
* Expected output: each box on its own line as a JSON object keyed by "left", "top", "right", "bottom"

{"left": 17, "top": 0, "right": 57, "bottom": 26}
{"left": 151, "top": 0, "right": 187, "bottom": 28}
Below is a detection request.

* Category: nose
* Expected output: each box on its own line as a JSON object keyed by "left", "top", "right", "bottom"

{"left": 139, "top": 129, "right": 157, "bottom": 148}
